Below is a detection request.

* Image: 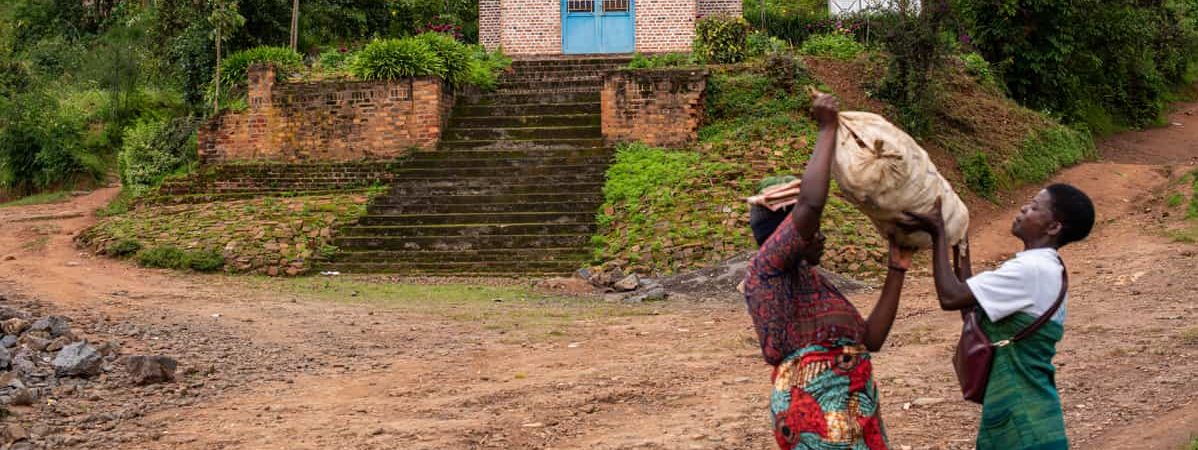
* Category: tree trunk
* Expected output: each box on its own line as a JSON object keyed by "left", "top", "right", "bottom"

{"left": 290, "top": 0, "right": 299, "bottom": 51}
{"left": 214, "top": 24, "right": 221, "bottom": 114}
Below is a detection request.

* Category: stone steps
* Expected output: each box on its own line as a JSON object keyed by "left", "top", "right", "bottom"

{"left": 322, "top": 57, "right": 624, "bottom": 276}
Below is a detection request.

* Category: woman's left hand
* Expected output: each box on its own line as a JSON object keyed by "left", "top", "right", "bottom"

{"left": 888, "top": 236, "right": 916, "bottom": 272}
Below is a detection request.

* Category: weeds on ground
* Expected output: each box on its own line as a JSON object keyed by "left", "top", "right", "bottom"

{"left": 21, "top": 237, "right": 50, "bottom": 252}
{"left": 1180, "top": 327, "right": 1198, "bottom": 346}
{"left": 0, "top": 191, "right": 70, "bottom": 208}
{"left": 268, "top": 277, "right": 653, "bottom": 340}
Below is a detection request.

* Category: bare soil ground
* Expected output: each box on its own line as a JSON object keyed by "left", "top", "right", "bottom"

{"left": 1, "top": 107, "right": 1197, "bottom": 449}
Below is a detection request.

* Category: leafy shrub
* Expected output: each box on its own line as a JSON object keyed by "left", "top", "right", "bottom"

{"left": 961, "top": 52, "right": 997, "bottom": 87}
{"left": 183, "top": 249, "right": 225, "bottom": 272}
{"left": 960, "top": 151, "right": 998, "bottom": 199}
{"left": 800, "top": 32, "right": 866, "bottom": 59}
{"left": 105, "top": 239, "right": 143, "bottom": 257}
{"left": 627, "top": 53, "right": 696, "bottom": 69}
{"left": 219, "top": 46, "right": 303, "bottom": 90}
{"left": 350, "top": 38, "right": 445, "bottom": 80}
{"left": 743, "top": 0, "right": 828, "bottom": 44}
{"left": 876, "top": 0, "right": 952, "bottom": 137}
{"left": 136, "top": 245, "right": 187, "bottom": 269}
{"left": 118, "top": 117, "right": 198, "bottom": 197}
{"left": 464, "top": 45, "right": 510, "bottom": 91}
{"left": 694, "top": 15, "right": 750, "bottom": 64}
{"left": 317, "top": 46, "right": 356, "bottom": 72}
{"left": 1004, "top": 125, "right": 1096, "bottom": 185}
{"left": 415, "top": 32, "right": 471, "bottom": 86}
{"left": 746, "top": 32, "right": 788, "bottom": 57}
{"left": 0, "top": 90, "right": 103, "bottom": 196}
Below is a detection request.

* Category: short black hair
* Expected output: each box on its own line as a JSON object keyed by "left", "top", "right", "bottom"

{"left": 750, "top": 205, "right": 790, "bottom": 247}
{"left": 1046, "top": 183, "right": 1095, "bottom": 247}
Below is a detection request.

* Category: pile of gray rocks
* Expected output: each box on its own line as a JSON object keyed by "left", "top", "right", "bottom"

{"left": 577, "top": 267, "right": 668, "bottom": 303}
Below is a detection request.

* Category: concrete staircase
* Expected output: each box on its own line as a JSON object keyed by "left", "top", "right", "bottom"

{"left": 323, "top": 57, "right": 629, "bottom": 276}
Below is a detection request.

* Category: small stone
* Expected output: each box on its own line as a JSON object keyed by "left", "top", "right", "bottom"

{"left": 521, "top": 422, "right": 544, "bottom": 428}
{"left": 369, "top": 428, "right": 386, "bottom": 436}
{"left": 5, "top": 424, "right": 29, "bottom": 442}
{"left": 613, "top": 274, "right": 640, "bottom": 292}
{"left": 17, "top": 334, "right": 49, "bottom": 352}
{"left": 52, "top": 342, "right": 103, "bottom": 378}
{"left": 65, "top": 261, "right": 80, "bottom": 267}
{"left": 733, "top": 376, "right": 751, "bottom": 384}
{"left": 1, "top": 318, "right": 28, "bottom": 335}
{"left": 30, "top": 316, "right": 70, "bottom": 338}
{"left": 11, "top": 352, "right": 35, "bottom": 377}
{"left": 45, "top": 337, "right": 71, "bottom": 352}
{"left": 2, "top": 256, "right": 13, "bottom": 261}
{"left": 625, "top": 287, "right": 668, "bottom": 303}
{"left": 911, "top": 397, "right": 946, "bottom": 407}
{"left": 0, "top": 347, "right": 9, "bottom": 370}
{"left": 9, "top": 388, "right": 35, "bottom": 406}
{"left": 0, "top": 336, "right": 15, "bottom": 348}
{"left": 124, "top": 355, "right": 178, "bottom": 385}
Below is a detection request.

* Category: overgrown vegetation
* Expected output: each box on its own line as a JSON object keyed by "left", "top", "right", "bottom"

{"left": 597, "top": 53, "right": 884, "bottom": 277}
{"left": 693, "top": 15, "right": 751, "bottom": 64}
{"left": 1163, "top": 169, "right": 1198, "bottom": 243}
{"left": 799, "top": 32, "right": 865, "bottom": 60}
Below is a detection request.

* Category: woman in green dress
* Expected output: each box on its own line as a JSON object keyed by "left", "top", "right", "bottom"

{"left": 904, "top": 184, "right": 1095, "bottom": 450}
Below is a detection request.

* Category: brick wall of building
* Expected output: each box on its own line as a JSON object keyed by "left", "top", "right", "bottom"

{"left": 601, "top": 68, "right": 707, "bottom": 147}
{"left": 198, "top": 64, "right": 452, "bottom": 164}
{"left": 697, "top": 0, "right": 741, "bottom": 17}
{"left": 497, "top": 0, "right": 562, "bottom": 55}
{"left": 635, "top": 0, "right": 697, "bottom": 53}
{"left": 480, "top": 0, "right": 502, "bottom": 50}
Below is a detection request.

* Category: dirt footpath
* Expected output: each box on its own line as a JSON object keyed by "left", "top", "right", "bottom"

{"left": 0, "top": 108, "right": 1196, "bottom": 449}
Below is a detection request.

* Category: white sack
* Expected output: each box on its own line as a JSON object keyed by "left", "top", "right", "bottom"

{"left": 831, "top": 111, "right": 969, "bottom": 249}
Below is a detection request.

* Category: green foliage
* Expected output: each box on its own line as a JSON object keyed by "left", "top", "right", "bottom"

{"left": 118, "top": 117, "right": 198, "bottom": 197}
{"left": 627, "top": 53, "right": 697, "bottom": 69}
{"left": 1189, "top": 171, "right": 1198, "bottom": 219}
{"left": 960, "top": 0, "right": 1198, "bottom": 129}
{"left": 960, "top": 151, "right": 998, "bottom": 199}
{"left": 746, "top": 31, "right": 789, "bottom": 57}
{"left": 136, "top": 245, "right": 188, "bottom": 269}
{"left": 105, "top": 238, "right": 143, "bottom": 258}
{"left": 415, "top": 32, "right": 471, "bottom": 86}
{"left": 1004, "top": 125, "right": 1096, "bottom": 185}
{"left": 0, "top": 191, "right": 68, "bottom": 208}
{"left": 876, "top": 1, "right": 952, "bottom": 137}
{"left": 218, "top": 46, "right": 302, "bottom": 90}
{"left": 464, "top": 45, "right": 510, "bottom": 91}
{"left": 0, "top": 90, "right": 104, "bottom": 195}
{"left": 961, "top": 52, "right": 998, "bottom": 87}
{"left": 183, "top": 249, "right": 225, "bottom": 272}
{"left": 800, "top": 32, "right": 866, "bottom": 59}
{"left": 1167, "top": 192, "right": 1185, "bottom": 208}
{"left": 350, "top": 37, "right": 445, "bottom": 80}
{"left": 694, "top": 15, "right": 750, "bottom": 64}
{"left": 743, "top": 0, "right": 828, "bottom": 44}
{"left": 317, "top": 46, "right": 355, "bottom": 72}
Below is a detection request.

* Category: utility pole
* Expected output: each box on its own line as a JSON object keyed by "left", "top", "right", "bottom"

{"left": 290, "top": 0, "right": 299, "bottom": 51}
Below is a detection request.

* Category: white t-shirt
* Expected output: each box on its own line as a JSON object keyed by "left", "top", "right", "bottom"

{"left": 965, "top": 248, "right": 1068, "bottom": 324}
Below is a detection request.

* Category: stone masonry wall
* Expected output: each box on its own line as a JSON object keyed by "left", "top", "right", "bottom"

{"left": 198, "top": 64, "right": 453, "bottom": 164}
{"left": 697, "top": 0, "right": 741, "bottom": 17}
{"left": 635, "top": 0, "right": 697, "bottom": 53}
{"left": 602, "top": 68, "right": 707, "bottom": 147}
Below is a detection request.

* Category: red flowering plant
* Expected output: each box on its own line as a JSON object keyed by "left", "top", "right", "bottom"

{"left": 418, "top": 18, "right": 465, "bottom": 41}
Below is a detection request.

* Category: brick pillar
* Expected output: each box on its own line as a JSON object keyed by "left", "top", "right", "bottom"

{"left": 247, "top": 63, "right": 276, "bottom": 110}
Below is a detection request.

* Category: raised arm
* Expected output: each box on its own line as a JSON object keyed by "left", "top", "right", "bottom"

{"left": 791, "top": 94, "right": 840, "bottom": 240}
{"left": 862, "top": 237, "right": 914, "bottom": 351}
{"left": 905, "top": 200, "right": 977, "bottom": 311}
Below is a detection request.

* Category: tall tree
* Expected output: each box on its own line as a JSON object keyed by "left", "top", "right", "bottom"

{"left": 208, "top": 0, "right": 245, "bottom": 113}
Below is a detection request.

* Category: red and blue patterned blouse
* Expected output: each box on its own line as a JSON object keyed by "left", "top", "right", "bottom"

{"left": 743, "top": 213, "right": 867, "bottom": 366}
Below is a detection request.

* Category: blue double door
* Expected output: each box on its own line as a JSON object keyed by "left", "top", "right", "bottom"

{"left": 562, "top": 0, "right": 635, "bottom": 54}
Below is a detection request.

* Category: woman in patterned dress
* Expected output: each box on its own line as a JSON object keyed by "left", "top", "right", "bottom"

{"left": 743, "top": 94, "right": 914, "bottom": 450}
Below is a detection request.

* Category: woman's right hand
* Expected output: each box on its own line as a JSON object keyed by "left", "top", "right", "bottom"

{"left": 812, "top": 94, "right": 839, "bottom": 129}
{"left": 902, "top": 197, "right": 946, "bottom": 237}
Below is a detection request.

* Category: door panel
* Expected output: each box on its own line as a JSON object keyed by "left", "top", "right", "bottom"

{"left": 562, "top": 0, "right": 634, "bottom": 54}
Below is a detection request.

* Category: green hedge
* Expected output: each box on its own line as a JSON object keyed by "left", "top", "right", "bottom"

{"left": 694, "top": 15, "right": 750, "bottom": 64}
{"left": 219, "top": 46, "right": 303, "bottom": 90}
{"left": 349, "top": 34, "right": 508, "bottom": 89}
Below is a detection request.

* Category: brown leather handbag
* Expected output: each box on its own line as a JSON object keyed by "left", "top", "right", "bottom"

{"left": 953, "top": 260, "right": 1068, "bottom": 404}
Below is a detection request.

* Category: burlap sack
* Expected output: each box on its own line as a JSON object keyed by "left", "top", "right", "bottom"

{"left": 831, "top": 111, "right": 969, "bottom": 248}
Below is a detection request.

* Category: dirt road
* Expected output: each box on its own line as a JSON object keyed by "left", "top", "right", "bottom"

{"left": 1, "top": 106, "right": 1196, "bottom": 449}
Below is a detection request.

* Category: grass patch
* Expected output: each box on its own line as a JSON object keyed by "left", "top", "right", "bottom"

{"left": 1003, "top": 124, "right": 1097, "bottom": 186}
{"left": 800, "top": 33, "right": 865, "bottom": 60}
{"left": 97, "top": 189, "right": 136, "bottom": 217}
{"left": 269, "top": 277, "right": 654, "bottom": 338}
{"left": 596, "top": 54, "right": 884, "bottom": 278}
{"left": 21, "top": 237, "right": 49, "bottom": 252}
{"left": 136, "top": 245, "right": 188, "bottom": 269}
{"left": 1180, "top": 327, "right": 1198, "bottom": 346}
{"left": 0, "top": 191, "right": 70, "bottom": 208}
{"left": 1167, "top": 192, "right": 1185, "bottom": 208}
{"left": 104, "top": 239, "right": 142, "bottom": 258}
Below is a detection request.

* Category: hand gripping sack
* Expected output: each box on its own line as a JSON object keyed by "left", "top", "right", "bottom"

{"left": 830, "top": 111, "right": 970, "bottom": 248}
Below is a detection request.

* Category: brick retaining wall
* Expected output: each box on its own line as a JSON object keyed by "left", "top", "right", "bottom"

{"left": 198, "top": 64, "right": 453, "bottom": 164}
{"left": 601, "top": 68, "right": 707, "bottom": 147}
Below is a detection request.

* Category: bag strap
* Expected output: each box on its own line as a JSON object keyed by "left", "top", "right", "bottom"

{"left": 1009, "top": 257, "right": 1068, "bottom": 343}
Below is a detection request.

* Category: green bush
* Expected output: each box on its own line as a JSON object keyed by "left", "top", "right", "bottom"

{"left": 464, "top": 45, "right": 510, "bottom": 91}
{"left": 415, "top": 32, "right": 471, "bottom": 86}
{"left": 350, "top": 38, "right": 445, "bottom": 81}
{"left": 183, "top": 249, "right": 225, "bottom": 272}
{"left": 627, "top": 53, "right": 696, "bottom": 69}
{"left": 960, "top": 151, "right": 998, "bottom": 199}
{"left": 1004, "top": 125, "right": 1096, "bottom": 185}
{"left": 694, "top": 15, "right": 750, "bottom": 64}
{"left": 746, "top": 31, "right": 788, "bottom": 57}
{"left": 317, "top": 47, "right": 355, "bottom": 72}
{"left": 961, "top": 52, "right": 997, "bottom": 87}
{"left": 118, "top": 117, "right": 198, "bottom": 197}
{"left": 799, "top": 32, "right": 866, "bottom": 59}
{"left": 105, "top": 238, "right": 143, "bottom": 258}
{"left": 136, "top": 245, "right": 187, "bottom": 269}
{"left": 219, "top": 46, "right": 302, "bottom": 91}
{"left": 743, "top": 0, "right": 828, "bottom": 45}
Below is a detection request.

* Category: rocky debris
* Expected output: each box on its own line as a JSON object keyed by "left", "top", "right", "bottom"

{"left": 658, "top": 252, "right": 869, "bottom": 301}
{"left": 613, "top": 274, "right": 640, "bottom": 292}
{"left": 2, "top": 318, "right": 29, "bottom": 335}
{"left": 52, "top": 342, "right": 103, "bottom": 377}
{"left": 580, "top": 264, "right": 670, "bottom": 303}
{"left": 124, "top": 356, "right": 177, "bottom": 385}
{"left": 30, "top": 316, "right": 70, "bottom": 338}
